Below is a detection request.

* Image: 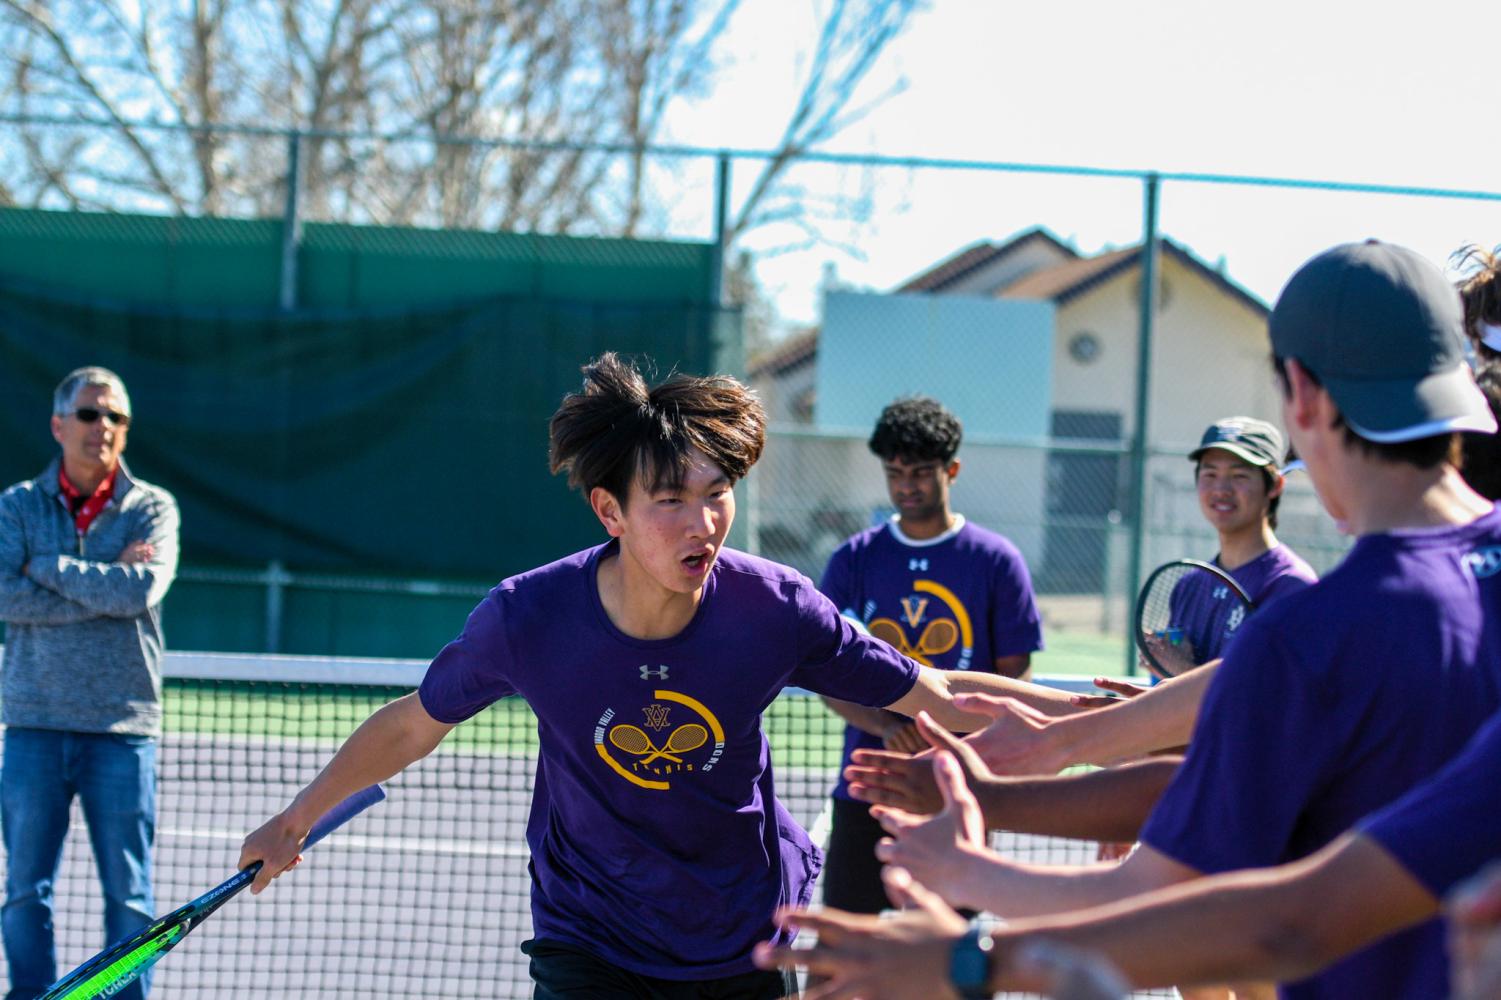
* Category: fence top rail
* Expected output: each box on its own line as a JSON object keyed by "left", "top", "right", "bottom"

{"left": 5, "top": 112, "right": 1500, "bottom": 203}
{"left": 766, "top": 423, "right": 1135, "bottom": 454}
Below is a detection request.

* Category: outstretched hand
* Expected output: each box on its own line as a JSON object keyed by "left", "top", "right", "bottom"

{"left": 950, "top": 693, "right": 1074, "bottom": 776}
{"left": 871, "top": 719, "right": 990, "bottom": 908}
{"left": 848, "top": 706, "right": 1003, "bottom": 815}
{"left": 753, "top": 866, "right": 968, "bottom": 1000}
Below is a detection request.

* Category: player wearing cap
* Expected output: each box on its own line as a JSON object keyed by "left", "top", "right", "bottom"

{"left": 1146, "top": 417, "right": 1316, "bottom": 677}
{"left": 762, "top": 241, "right": 1501, "bottom": 1000}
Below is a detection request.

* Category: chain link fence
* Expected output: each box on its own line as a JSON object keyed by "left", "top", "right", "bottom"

{"left": 3, "top": 115, "right": 1499, "bottom": 674}
{"left": 745, "top": 428, "right": 1352, "bottom": 677}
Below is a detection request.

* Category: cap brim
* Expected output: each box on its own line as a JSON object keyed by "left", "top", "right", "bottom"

{"left": 1326, "top": 363, "right": 1498, "bottom": 443}
{"left": 1188, "top": 443, "right": 1276, "bottom": 467}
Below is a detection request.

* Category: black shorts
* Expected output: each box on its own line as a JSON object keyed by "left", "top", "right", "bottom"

{"left": 524, "top": 938, "right": 799, "bottom": 999}
{"left": 819, "top": 796, "right": 890, "bottom": 914}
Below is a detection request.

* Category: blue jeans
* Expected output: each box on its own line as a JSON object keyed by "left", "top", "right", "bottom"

{"left": 1, "top": 729, "right": 156, "bottom": 1000}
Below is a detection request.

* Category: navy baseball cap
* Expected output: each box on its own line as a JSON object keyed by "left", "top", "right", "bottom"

{"left": 1189, "top": 417, "right": 1285, "bottom": 469}
{"left": 1269, "top": 241, "right": 1496, "bottom": 442}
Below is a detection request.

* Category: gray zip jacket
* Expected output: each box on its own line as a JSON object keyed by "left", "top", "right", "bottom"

{"left": 0, "top": 457, "right": 179, "bottom": 735}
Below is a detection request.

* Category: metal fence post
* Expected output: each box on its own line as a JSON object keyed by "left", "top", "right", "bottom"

{"left": 265, "top": 559, "right": 289, "bottom": 653}
{"left": 709, "top": 151, "right": 730, "bottom": 309}
{"left": 1124, "top": 172, "right": 1161, "bottom": 675}
{"left": 279, "top": 130, "right": 303, "bottom": 312}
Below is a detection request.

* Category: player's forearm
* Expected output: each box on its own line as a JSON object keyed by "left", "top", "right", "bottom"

{"left": 288, "top": 693, "right": 452, "bottom": 827}
{"left": 821, "top": 695, "right": 901, "bottom": 739}
{"left": 974, "top": 757, "right": 1179, "bottom": 842}
{"left": 950, "top": 847, "right": 1166, "bottom": 919}
{"left": 0, "top": 577, "right": 98, "bottom": 624}
{"left": 988, "top": 834, "right": 1438, "bottom": 990}
{"left": 1047, "top": 666, "right": 1215, "bottom": 767}
{"left": 931, "top": 669, "right": 1077, "bottom": 726}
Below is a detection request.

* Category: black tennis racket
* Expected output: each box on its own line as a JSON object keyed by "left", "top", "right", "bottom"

{"left": 1134, "top": 559, "right": 1255, "bottom": 678}
{"left": 40, "top": 784, "right": 385, "bottom": 1000}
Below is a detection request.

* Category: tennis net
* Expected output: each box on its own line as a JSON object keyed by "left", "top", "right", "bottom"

{"left": 10, "top": 651, "right": 1136, "bottom": 998}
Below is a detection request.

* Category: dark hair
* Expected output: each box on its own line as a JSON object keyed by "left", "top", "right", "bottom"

{"left": 548, "top": 353, "right": 766, "bottom": 507}
{"left": 868, "top": 396, "right": 962, "bottom": 464}
{"left": 1453, "top": 244, "right": 1501, "bottom": 362}
{"left": 1462, "top": 362, "right": 1501, "bottom": 501}
{"left": 1272, "top": 356, "right": 1460, "bottom": 469}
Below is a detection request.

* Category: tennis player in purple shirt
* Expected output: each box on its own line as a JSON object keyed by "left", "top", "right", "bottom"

{"left": 818, "top": 396, "right": 1044, "bottom": 915}
{"left": 239, "top": 353, "right": 1080, "bottom": 999}
{"left": 757, "top": 241, "right": 1501, "bottom": 1000}
{"left": 1154, "top": 417, "right": 1317, "bottom": 676}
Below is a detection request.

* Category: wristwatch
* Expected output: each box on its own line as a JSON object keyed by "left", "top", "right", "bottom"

{"left": 949, "top": 926, "right": 994, "bottom": 999}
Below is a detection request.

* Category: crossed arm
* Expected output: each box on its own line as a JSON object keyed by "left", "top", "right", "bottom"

{"left": 25, "top": 497, "right": 180, "bottom": 617}
{"left": 0, "top": 494, "right": 180, "bottom": 624}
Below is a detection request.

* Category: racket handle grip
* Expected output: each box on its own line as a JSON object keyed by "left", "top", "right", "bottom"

{"left": 304, "top": 784, "right": 385, "bottom": 851}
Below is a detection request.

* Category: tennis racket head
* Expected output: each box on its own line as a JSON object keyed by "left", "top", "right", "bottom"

{"left": 1134, "top": 559, "right": 1254, "bottom": 679}
{"left": 664, "top": 723, "right": 708, "bottom": 754}
{"left": 39, "top": 883, "right": 238, "bottom": 1000}
{"left": 609, "top": 724, "right": 652, "bottom": 755}
{"left": 42, "top": 784, "right": 386, "bottom": 1000}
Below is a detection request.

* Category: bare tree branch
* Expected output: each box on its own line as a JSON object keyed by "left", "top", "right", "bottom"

{"left": 0, "top": 0, "right": 917, "bottom": 259}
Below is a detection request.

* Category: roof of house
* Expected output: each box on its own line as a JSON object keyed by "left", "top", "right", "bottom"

{"left": 897, "top": 227, "right": 1079, "bottom": 293}
{"left": 748, "top": 230, "right": 1269, "bottom": 381}
{"left": 999, "top": 237, "right": 1269, "bottom": 318}
{"left": 747, "top": 327, "right": 819, "bottom": 378}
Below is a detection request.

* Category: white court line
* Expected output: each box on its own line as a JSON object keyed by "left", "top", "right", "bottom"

{"left": 159, "top": 826, "right": 531, "bottom": 858}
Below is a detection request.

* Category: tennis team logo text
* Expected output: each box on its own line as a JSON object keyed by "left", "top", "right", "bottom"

{"left": 594, "top": 688, "right": 726, "bottom": 791}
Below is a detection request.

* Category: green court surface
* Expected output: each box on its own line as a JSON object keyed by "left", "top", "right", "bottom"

{"left": 164, "top": 678, "right": 847, "bottom": 768}
{"left": 1040, "top": 627, "right": 1131, "bottom": 679}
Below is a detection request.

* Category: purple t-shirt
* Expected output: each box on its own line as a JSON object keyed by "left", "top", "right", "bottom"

{"left": 417, "top": 542, "right": 919, "bottom": 979}
{"left": 1141, "top": 507, "right": 1501, "bottom": 999}
{"left": 1361, "top": 707, "right": 1501, "bottom": 900}
{"left": 1167, "top": 544, "right": 1318, "bottom": 667}
{"left": 819, "top": 517, "right": 1043, "bottom": 800}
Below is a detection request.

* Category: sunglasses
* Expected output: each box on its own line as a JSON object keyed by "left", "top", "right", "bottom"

{"left": 70, "top": 407, "right": 130, "bottom": 427}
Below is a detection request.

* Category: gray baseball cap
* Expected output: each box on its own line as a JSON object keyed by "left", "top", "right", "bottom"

{"left": 1189, "top": 417, "right": 1285, "bottom": 469}
{"left": 1269, "top": 240, "right": 1496, "bottom": 442}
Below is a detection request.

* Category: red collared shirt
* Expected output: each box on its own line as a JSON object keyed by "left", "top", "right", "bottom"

{"left": 57, "top": 464, "right": 118, "bottom": 537}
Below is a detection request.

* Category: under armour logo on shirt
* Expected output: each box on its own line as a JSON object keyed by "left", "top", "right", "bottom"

{"left": 909, "top": 558, "right": 929, "bottom": 572}
{"left": 1212, "top": 585, "right": 1229, "bottom": 600}
{"left": 639, "top": 665, "right": 670, "bottom": 680}
{"left": 1462, "top": 546, "right": 1501, "bottom": 579}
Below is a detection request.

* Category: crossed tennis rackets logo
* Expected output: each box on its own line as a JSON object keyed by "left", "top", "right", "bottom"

{"left": 608, "top": 720, "right": 709, "bottom": 764}
{"left": 594, "top": 689, "right": 727, "bottom": 791}
{"left": 863, "top": 581, "right": 974, "bottom": 667}
{"left": 866, "top": 616, "right": 958, "bottom": 665}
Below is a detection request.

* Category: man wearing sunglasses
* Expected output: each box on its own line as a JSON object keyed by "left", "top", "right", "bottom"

{"left": 0, "top": 366, "right": 179, "bottom": 1000}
